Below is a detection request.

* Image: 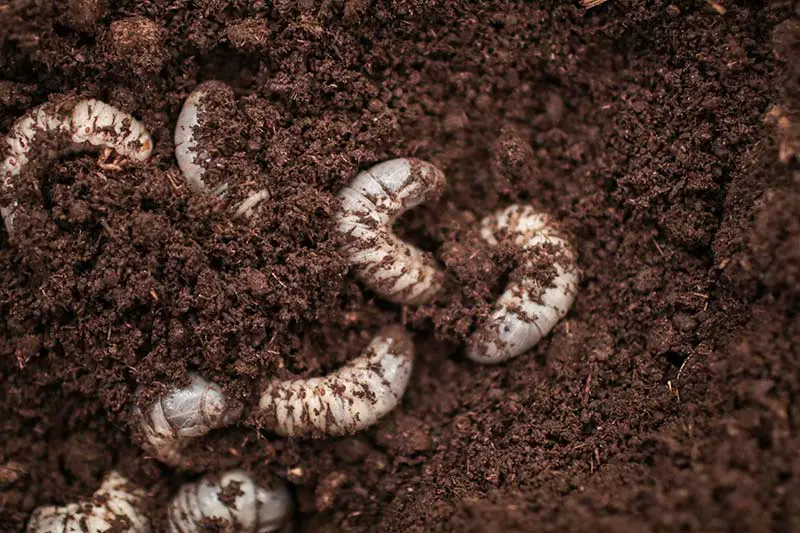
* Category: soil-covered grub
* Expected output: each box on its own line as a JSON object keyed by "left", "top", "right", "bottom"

{"left": 1, "top": 1, "right": 799, "bottom": 532}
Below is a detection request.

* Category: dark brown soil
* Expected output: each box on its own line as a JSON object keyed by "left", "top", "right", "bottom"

{"left": 1, "top": 1, "right": 799, "bottom": 532}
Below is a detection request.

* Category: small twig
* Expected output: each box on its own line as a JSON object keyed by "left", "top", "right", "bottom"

{"left": 100, "top": 220, "right": 115, "bottom": 238}
{"left": 705, "top": 0, "right": 727, "bottom": 14}
{"left": 688, "top": 291, "right": 709, "bottom": 311}
{"left": 270, "top": 272, "right": 287, "bottom": 289}
{"left": 676, "top": 353, "right": 693, "bottom": 380}
{"left": 652, "top": 237, "right": 664, "bottom": 257}
{"left": 165, "top": 172, "right": 184, "bottom": 191}
{"left": 581, "top": 0, "right": 609, "bottom": 8}
{"left": 667, "top": 380, "right": 681, "bottom": 402}
{"left": 582, "top": 371, "right": 592, "bottom": 407}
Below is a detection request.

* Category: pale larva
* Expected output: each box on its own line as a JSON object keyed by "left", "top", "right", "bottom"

{"left": 174, "top": 81, "right": 269, "bottom": 218}
{"left": 0, "top": 98, "right": 153, "bottom": 233}
{"left": 69, "top": 99, "right": 153, "bottom": 162}
{"left": 467, "top": 204, "right": 579, "bottom": 364}
{"left": 258, "top": 326, "right": 414, "bottom": 437}
{"left": 27, "top": 471, "right": 151, "bottom": 533}
{"left": 135, "top": 373, "right": 243, "bottom": 467}
{"left": 168, "top": 470, "right": 292, "bottom": 533}
{"left": 335, "top": 158, "right": 447, "bottom": 304}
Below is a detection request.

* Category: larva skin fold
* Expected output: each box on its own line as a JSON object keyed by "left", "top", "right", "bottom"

{"left": 136, "top": 373, "right": 243, "bottom": 467}
{"left": 174, "top": 81, "right": 269, "bottom": 218}
{"left": 0, "top": 98, "right": 153, "bottom": 233}
{"left": 335, "top": 157, "right": 447, "bottom": 304}
{"left": 467, "top": 204, "right": 579, "bottom": 364}
{"left": 27, "top": 471, "right": 151, "bottom": 533}
{"left": 258, "top": 326, "right": 414, "bottom": 437}
{"left": 168, "top": 470, "right": 292, "bottom": 533}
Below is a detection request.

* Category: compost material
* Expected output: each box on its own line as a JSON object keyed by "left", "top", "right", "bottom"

{"left": 1, "top": 1, "right": 799, "bottom": 532}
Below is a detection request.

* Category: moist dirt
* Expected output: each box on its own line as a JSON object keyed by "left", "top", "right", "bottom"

{"left": 1, "top": 1, "right": 799, "bottom": 532}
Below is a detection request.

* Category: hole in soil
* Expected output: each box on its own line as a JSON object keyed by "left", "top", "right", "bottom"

{"left": 140, "top": 197, "right": 158, "bottom": 212}
{"left": 664, "top": 350, "right": 688, "bottom": 368}
{"left": 660, "top": 350, "right": 688, "bottom": 383}
{"left": 198, "top": 44, "right": 258, "bottom": 92}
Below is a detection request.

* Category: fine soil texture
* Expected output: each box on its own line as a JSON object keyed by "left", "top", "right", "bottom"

{"left": 2, "top": 1, "right": 799, "bottom": 532}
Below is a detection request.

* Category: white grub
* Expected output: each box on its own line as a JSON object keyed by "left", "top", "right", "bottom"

{"left": 467, "top": 204, "right": 579, "bottom": 364}
{"left": 335, "top": 158, "right": 446, "bottom": 304}
{"left": 69, "top": 99, "right": 153, "bottom": 162}
{"left": 136, "top": 373, "right": 243, "bottom": 467}
{"left": 258, "top": 326, "right": 414, "bottom": 437}
{"left": 174, "top": 81, "right": 226, "bottom": 196}
{"left": 27, "top": 471, "right": 150, "bottom": 533}
{"left": 174, "top": 81, "right": 269, "bottom": 218}
{"left": 168, "top": 470, "right": 292, "bottom": 533}
{"left": 1, "top": 98, "right": 153, "bottom": 232}
{"left": 233, "top": 188, "right": 271, "bottom": 219}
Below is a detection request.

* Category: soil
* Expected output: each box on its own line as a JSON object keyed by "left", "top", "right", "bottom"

{"left": 1, "top": 1, "right": 799, "bottom": 532}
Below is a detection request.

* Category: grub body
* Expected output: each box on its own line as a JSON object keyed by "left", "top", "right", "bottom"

{"left": 174, "top": 81, "right": 269, "bottom": 218}
{"left": 1, "top": 98, "right": 153, "bottom": 232}
{"left": 467, "top": 204, "right": 579, "bottom": 364}
{"left": 168, "top": 470, "right": 292, "bottom": 533}
{"left": 258, "top": 326, "right": 414, "bottom": 437}
{"left": 27, "top": 472, "right": 150, "bottom": 533}
{"left": 335, "top": 158, "right": 446, "bottom": 304}
{"left": 136, "top": 374, "right": 243, "bottom": 466}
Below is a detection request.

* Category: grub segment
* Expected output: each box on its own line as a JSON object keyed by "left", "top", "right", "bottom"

{"left": 335, "top": 158, "right": 446, "bottom": 304}
{"left": 174, "top": 81, "right": 269, "bottom": 218}
{"left": 1, "top": 98, "right": 153, "bottom": 233}
{"left": 135, "top": 373, "right": 243, "bottom": 467}
{"left": 258, "top": 326, "right": 414, "bottom": 437}
{"left": 27, "top": 471, "right": 151, "bottom": 533}
{"left": 168, "top": 470, "right": 292, "bottom": 533}
{"left": 467, "top": 204, "right": 579, "bottom": 364}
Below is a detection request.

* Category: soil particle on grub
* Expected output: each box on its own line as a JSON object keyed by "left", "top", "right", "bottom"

{"left": 1, "top": 1, "right": 800, "bottom": 533}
